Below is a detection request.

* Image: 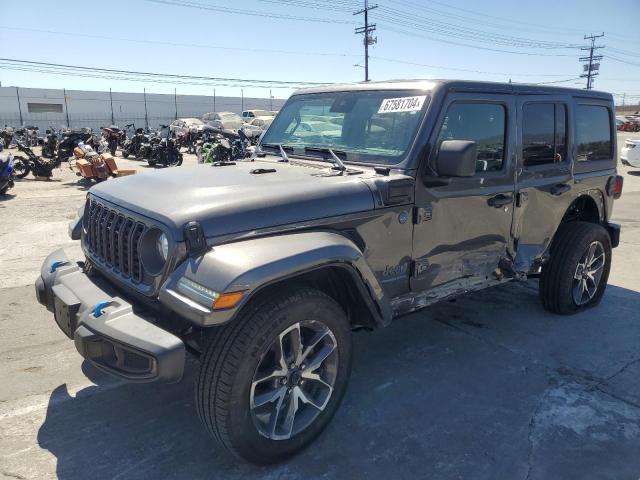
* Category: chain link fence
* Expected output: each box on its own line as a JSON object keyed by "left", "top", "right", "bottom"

{"left": 0, "top": 87, "right": 287, "bottom": 132}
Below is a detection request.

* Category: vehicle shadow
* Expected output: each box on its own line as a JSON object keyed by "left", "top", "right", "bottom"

{"left": 626, "top": 170, "right": 640, "bottom": 176}
{"left": 0, "top": 192, "right": 16, "bottom": 202}
{"left": 36, "top": 281, "right": 640, "bottom": 480}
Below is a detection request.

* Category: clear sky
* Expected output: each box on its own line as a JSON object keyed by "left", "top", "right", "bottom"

{"left": 0, "top": 0, "right": 639, "bottom": 104}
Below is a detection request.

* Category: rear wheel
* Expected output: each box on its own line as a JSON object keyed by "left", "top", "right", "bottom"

{"left": 539, "top": 222, "right": 612, "bottom": 314}
{"left": 196, "top": 287, "right": 352, "bottom": 464}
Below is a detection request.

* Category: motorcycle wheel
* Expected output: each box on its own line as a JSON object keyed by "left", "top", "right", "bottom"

{"left": 122, "top": 150, "right": 130, "bottom": 159}
{"left": 13, "top": 158, "right": 30, "bottom": 179}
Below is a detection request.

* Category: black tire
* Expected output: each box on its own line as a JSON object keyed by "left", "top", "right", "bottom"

{"left": 13, "top": 158, "right": 30, "bottom": 179}
{"left": 539, "top": 221, "right": 612, "bottom": 314}
{"left": 196, "top": 287, "right": 352, "bottom": 464}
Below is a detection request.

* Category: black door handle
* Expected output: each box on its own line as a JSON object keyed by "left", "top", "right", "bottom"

{"left": 487, "top": 194, "right": 513, "bottom": 208}
{"left": 550, "top": 183, "right": 571, "bottom": 196}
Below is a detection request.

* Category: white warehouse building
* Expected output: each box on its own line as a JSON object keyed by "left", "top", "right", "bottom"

{"left": 0, "top": 86, "right": 287, "bottom": 131}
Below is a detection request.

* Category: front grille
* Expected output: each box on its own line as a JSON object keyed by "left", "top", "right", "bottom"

{"left": 85, "top": 199, "right": 147, "bottom": 283}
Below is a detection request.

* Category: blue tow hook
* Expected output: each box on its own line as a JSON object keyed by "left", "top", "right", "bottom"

{"left": 50, "top": 260, "right": 68, "bottom": 273}
{"left": 93, "top": 301, "right": 111, "bottom": 318}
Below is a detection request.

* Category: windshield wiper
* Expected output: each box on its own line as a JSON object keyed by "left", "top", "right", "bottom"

{"left": 261, "top": 143, "right": 290, "bottom": 162}
{"left": 304, "top": 147, "right": 347, "bottom": 173}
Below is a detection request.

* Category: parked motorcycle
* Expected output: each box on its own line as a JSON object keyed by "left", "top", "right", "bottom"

{"left": 122, "top": 127, "right": 148, "bottom": 159}
{"left": 41, "top": 128, "right": 59, "bottom": 158}
{"left": 57, "top": 129, "right": 94, "bottom": 162}
{"left": 14, "top": 126, "right": 41, "bottom": 147}
{"left": 1, "top": 126, "right": 14, "bottom": 149}
{"left": 69, "top": 142, "right": 133, "bottom": 182}
{"left": 12, "top": 142, "right": 61, "bottom": 179}
{"left": 149, "top": 125, "right": 182, "bottom": 167}
{"left": 0, "top": 151, "right": 15, "bottom": 195}
{"left": 101, "top": 125, "right": 122, "bottom": 156}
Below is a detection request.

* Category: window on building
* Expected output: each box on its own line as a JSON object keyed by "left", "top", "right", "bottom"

{"left": 436, "top": 102, "right": 506, "bottom": 172}
{"left": 575, "top": 105, "right": 612, "bottom": 162}
{"left": 27, "top": 103, "right": 63, "bottom": 113}
{"left": 522, "top": 103, "right": 567, "bottom": 167}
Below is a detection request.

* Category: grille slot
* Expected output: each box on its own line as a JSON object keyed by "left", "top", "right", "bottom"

{"left": 85, "top": 199, "right": 148, "bottom": 284}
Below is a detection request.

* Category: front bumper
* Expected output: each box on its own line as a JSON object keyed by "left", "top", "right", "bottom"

{"left": 35, "top": 249, "right": 185, "bottom": 383}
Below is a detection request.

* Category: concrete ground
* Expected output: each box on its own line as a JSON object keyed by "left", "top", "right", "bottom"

{"left": 1, "top": 134, "right": 640, "bottom": 479}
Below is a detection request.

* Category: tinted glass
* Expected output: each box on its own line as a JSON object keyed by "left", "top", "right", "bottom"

{"left": 262, "top": 90, "right": 429, "bottom": 164}
{"left": 523, "top": 103, "right": 555, "bottom": 166}
{"left": 522, "top": 103, "right": 567, "bottom": 167}
{"left": 555, "top": 104, "right": 567, "bottom": 162}
{"left": 576, "top": 105, "right": 612, "bottom": 161}
{"left": 436, "top": 102, "right": 506, "bottom": 172}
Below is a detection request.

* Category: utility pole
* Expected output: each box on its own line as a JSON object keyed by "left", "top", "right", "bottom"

{"left": 580, "top": 33, "right": 604, "bottom": 90}
{"left": 354, "top": 0, "right": 377, "bottom": 82}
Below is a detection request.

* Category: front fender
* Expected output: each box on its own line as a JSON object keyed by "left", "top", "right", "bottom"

{"left": 159, "top": 231, "right": 390, "bottom": 327}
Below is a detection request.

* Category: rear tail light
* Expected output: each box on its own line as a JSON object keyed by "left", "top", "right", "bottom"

{"left": 606, "top": 175, "right": 624, "bottom": 199}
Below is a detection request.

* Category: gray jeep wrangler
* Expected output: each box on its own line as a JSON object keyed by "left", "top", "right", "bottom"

{"left": 36, "top": 80, "right": 623, "bottom": 464}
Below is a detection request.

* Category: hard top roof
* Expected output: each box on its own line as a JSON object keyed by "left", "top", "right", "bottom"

{"left": 292, "top": 79, "right": 612, "bottom": 100}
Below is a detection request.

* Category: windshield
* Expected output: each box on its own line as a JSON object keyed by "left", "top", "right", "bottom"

{"left": 261, "top": 90, "right": 429, "bottom": 164}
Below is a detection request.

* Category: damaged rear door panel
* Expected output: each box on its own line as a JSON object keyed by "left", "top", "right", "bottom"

{"left": 512, "top": 96, "right": 574, "bottom": 272}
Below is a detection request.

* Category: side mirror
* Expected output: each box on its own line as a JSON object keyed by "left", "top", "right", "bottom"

{"left": 436, "top": 140, "right": 477, "bottom": 177}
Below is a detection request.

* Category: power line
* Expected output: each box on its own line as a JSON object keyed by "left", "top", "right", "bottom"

{"left": 580, "top": 33, "right": 604, "bottom": 89}
{"left": 146, "top": 0, "right": 356, "bottom": 24}
{"left": 354, "top": 0, "right": 378, "bottom": 81}
{"left": 371, "top": 56, "right": 575, "bottom": 77}
{"left": 378, "top": 24, "right": 576, "bottom": 56}
{"left": 0, "top": 58, "right": 330, "bottom": 89}
{"left": 1, "top": 25, "right": 358, "bottom": 59}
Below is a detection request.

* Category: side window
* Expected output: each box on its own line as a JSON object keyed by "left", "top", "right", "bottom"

{"left": 436, "top": 102, "right": 506, "bottom": 173}
{"left": 522, "top": 103, "right": 567, "bottom": 167}
{"left": 576, "top": 105, "right": 613, "bottom": 161}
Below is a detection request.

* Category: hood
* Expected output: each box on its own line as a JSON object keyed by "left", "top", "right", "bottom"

{"left": 90, "top": 159, "right": 377, "bottom": 240}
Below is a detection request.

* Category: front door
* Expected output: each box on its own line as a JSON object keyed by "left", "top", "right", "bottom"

{"left": 411, "top": 93, "right": 517, "bottom": 292}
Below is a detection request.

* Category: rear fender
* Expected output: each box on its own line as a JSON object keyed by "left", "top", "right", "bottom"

{"left": 159, "top": 231, "right": 390, "bottom": 327}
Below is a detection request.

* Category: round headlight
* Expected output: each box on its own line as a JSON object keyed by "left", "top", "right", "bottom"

{"left": 157, "top": 233, "right": 169, "bottom": 261}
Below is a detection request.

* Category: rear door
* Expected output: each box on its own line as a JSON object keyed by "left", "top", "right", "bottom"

{"left": 512, "top": 96, "right": 573, "bottom": 271}
{"left": 411, "top": 92, "right": 517, "bottom": 292}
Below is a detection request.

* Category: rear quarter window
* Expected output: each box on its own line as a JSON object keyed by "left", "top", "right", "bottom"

{"left": 575, "top": 105, "right": 613, "bottom": 162}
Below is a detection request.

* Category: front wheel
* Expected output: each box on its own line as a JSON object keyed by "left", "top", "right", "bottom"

{"left": 539, "top": 222, "right": 612, "bottom": 314}
{"left": 13, "top": 158, "right": 30, "bottom": 178}
{"left": 196, "top": 287, "right": 352, "bottom": 464}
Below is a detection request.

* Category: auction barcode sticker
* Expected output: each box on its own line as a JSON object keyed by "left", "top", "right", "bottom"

{"left": 378, "top": 95, "right": 427, "bottom": 114}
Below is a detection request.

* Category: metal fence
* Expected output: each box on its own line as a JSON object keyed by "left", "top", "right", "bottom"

{"left": 0, "top": 86, "right": 288, "bottom": 132}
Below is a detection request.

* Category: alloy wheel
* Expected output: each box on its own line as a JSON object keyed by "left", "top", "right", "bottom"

{"left": 572, "top": 240, "right": 606, "bottom": 306}
{"left": 249, "top": 320, "right": 338, "bottom": 441}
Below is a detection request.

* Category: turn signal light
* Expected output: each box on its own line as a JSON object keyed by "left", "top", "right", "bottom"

{"left": 212, "top": 291, "right": 245, "bottom": 310}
